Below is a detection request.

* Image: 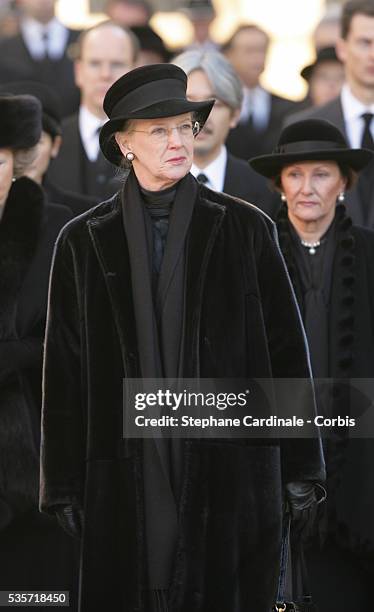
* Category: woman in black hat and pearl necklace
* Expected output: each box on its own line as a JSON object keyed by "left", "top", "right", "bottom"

{"left": 250, "top": 119, "right": 374, "bottom": 610}
{"left": 40, "top": 64, "right": 325, "bottom": 612}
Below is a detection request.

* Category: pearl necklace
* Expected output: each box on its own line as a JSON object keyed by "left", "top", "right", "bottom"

{"left": 300, "top": 239, "right": 321, "bottom": 255}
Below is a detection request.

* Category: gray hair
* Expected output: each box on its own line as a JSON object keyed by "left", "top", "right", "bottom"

{"left": 172, "top": 49, "right": 243, "bottom": 111}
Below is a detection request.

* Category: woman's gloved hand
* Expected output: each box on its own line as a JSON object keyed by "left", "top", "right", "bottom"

{"left": 55, "top": 504, "right": 84, "bottom": 540}
{"left": 285, "top": 481, "right": 326, "bottom": 541}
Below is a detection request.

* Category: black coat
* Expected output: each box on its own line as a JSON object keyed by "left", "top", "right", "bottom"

{"left": 40, "top": 180, "right": 325, "bottom": 612}
{"left": 0, "top": 29, "right": 80, "bottom": 118}
{"left": 225, "top": 92, "right": 297, "bottom": 160}
{"left": 223, "top": 152, "right": 280, "bottom": 217}
{"left": 43, "top": 177, "right": 97, "bottom": 218}
{"left": 285, "top": 96, "right": 374, "bottom": 229}
{"left": 0, "top": 177, "right": 77, "bottom": 597}
{"left": 276, "top": 207, "right": 374, "bottom": 559}
{"left": 47, "top": 113, "right": 122, "bottom": 201}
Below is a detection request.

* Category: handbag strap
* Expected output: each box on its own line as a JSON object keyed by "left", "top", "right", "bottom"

{"left": 292, "top": 544, "right": 313, "bottom": 605}
{"left": 274, "top": 513, "right": 292, "bottom": 609}
{"left": 274, "top": 513, "right": 317, "bottom": 612}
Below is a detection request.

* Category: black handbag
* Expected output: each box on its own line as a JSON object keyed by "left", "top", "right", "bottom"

{"left": 273, "top": 514, "right": 318, "bottom": 612}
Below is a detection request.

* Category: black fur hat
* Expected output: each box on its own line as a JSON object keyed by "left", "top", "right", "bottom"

{"left": 0, "top": 81, "right": 61, "bottom": 138}
{"left": 0, "top": 94, "right": 42, "bottom": 150}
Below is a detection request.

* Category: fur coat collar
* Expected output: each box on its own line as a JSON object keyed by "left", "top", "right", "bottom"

{"left": 0, "top": 177, "right": 44, "bottom": 339}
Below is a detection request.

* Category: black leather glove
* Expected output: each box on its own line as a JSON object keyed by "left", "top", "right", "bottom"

{"left": 285, "top": 481, "right": 326, "bottom": 542}
{"left": 55, "top": 504, "right": 84, "bottom": 540}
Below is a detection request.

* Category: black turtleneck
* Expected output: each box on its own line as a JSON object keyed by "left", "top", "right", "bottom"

{"left": 141, "top": 183, "right": 177, "bottom": 294}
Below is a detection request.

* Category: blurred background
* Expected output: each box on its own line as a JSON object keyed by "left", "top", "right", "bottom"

{"left": 59, "top": 0, "right": 342, "bottom": 100}
{"left": 0, "top": 0, "right": 345, "bottom": 100}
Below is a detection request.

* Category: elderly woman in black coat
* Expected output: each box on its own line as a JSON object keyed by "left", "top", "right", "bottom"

{"left": 40, "top": 64, "right": 325, "bottom": 612}
{"left": 250, "top": 118, "right": 374, "bottom": 611}
{"left": 0, "top": 94, "right": 77, "bottom": 600}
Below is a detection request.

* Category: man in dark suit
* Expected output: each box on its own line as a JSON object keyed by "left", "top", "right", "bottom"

{"left": 173, "top": 48, "right": 279, "bottom": 216}
{"left": 222, "top": 24, "right": 297, "bottom": 160}
{"left": 47, "top": 20, "right": 138, "bottom": 202}
{"left": 286, "top": 0, "right": 374, "bottom": 229}
{"left": 0, "top": 0, "right": 80, "bottom": 117}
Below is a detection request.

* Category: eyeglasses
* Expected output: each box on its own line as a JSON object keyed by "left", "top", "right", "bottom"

{"left": 129, "top": 120, "right": 200, "bottom": 143}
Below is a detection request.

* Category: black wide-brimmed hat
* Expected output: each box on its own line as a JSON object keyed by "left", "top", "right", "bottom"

{"left": 0, "top": 81, "right": 62, "bottom": 138}
{"left": 0, "top": 94, "right": 42, "bottom": 150}
{"left": 100, "top": 63, "right": 215, "bottom": 165}
{"left": 300, "top": 46, "right": 342, "bottom": 82}
{"left": 249, "top": 119, "right": 373, "bottom": 178}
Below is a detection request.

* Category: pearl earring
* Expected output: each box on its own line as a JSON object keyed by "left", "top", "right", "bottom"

{"left": 126, "top": 152, "right": 135, "bottom": 162}
{"left": 338, "top": 192, "right": 345, "bottom": 202}
{"left": 281, "top": 193, "right": 287, "bottom": 202}
{"left": 12, "top": 177, "right": 16, "bottom": 183}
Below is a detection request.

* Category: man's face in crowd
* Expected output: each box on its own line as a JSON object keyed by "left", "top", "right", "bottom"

{"left": 17, "top": 0, "right": 56, "bottom": 23}
{"left": 106, "top": 0, "right": 149, "bottom": 26}
{"left": 75, "top": 25, "right": 135, "bottom": 117}
{"left": 313, "top": 20, "right": 340, "bottom": 50}
{"left": 225, "top": 27, "right": 269, "bottom": 88}
{"left": 24, "top": 130, "right": 60, "bottom": 183}
{"left": 186, "top": 69, "right": 239, "bottom": 163}
{"left": 336, "top": 13, "right": 374, "bottom": 91}
{"left": 309, "top": 61, "right": 345, "bottom": 107}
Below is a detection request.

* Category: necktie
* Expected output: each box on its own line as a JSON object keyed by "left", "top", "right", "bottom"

{"left": 91, "top": 125, "right": 104, "bottom": 161}
{"left": 361, "top": 113, "right": 374, "bottom": 150}
{"left": 41, "top": 29, "right": 49, "bottom": 59}
{"left": 196, "top": 173, "right": 209, "bottom": 184}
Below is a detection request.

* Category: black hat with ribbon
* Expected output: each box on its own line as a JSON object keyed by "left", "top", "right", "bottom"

{"left": 99, "top": 63, "right": 215, "bottom": 166}
{"left": 249, "top": 118, "right": 373, "bottom": 178}
{"left": 300, "top": 46, "right": 342, "bottom": 82}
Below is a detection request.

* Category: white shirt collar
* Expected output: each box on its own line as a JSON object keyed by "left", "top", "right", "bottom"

{"left": 341, "top": 83, "right": 374, "bottom": 120}
{"left": 21, "top": 17, "right": 69, "bottom": 60}
{"left": 190, "top": 145, "right": 227, "bottom": 192}
{"left": 340, "top": 83, "right": 374, "bottom": 148}
{"left": 79, "top": 106, "right": 106, "bottom": 162}
{"left": 239, "top": 86, "right": 270, "bottom": 129}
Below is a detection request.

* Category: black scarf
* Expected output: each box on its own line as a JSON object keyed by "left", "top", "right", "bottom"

{"left": 121, "top": 169, "right": 197, "bottom": 588}
{"left": 141, "top": 184, "right": 176, "bottom": 296}
{"left": 288, "top": 219, "right": 337, "bottom": 379}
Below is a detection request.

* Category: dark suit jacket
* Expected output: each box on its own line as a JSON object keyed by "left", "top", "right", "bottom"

{"left": 43, "top": 178, "right": 97, "bottom": 218}
{"left": 285, "top": 96, "right": 374, "bottom": 229}
{"left": 47, "top": 113, "right": 121, "bottom": 202}
{"left": 0, "top": 28, "right": 80, "bottom": 117}
{"left": 223, "top": 152, "right": 280, "bottom": 217}
{"left": 226, "top": 92, "right": 297, "bottom": 160}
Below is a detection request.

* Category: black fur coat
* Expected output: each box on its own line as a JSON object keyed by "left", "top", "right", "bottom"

{"left": 0, "top": 177, "right": 72, "bottom": 529}
{"left": 40, "top": 181, "right": 325, "bottom": 612}
{"left": 276, "top": 205, "right": 374, "bottom": 561}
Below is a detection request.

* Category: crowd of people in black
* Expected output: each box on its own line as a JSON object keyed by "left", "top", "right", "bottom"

{"left": 0, "top": 1, "right": 374, "bottom": 611}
